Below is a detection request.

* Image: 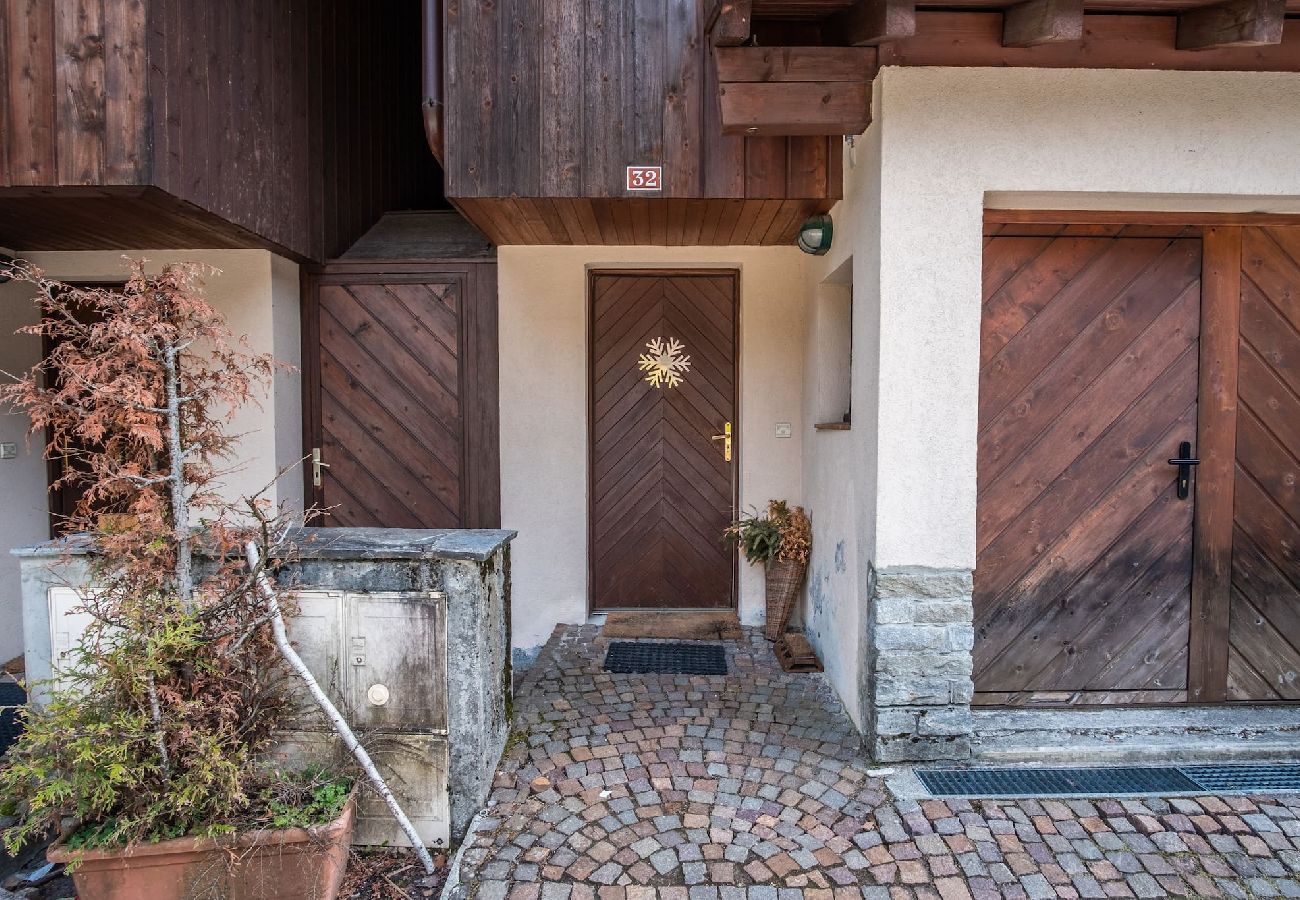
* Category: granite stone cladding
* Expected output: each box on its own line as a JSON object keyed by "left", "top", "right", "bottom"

{"left": 865, "top": 567, "right": 975, "bottom": 763}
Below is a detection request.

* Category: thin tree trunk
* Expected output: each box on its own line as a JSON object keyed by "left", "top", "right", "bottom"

{"left": 244, "top": 542, "right": 436, "bottom": 875}
{"left": 163, "top": 344, "right": 193, "bottom": 600}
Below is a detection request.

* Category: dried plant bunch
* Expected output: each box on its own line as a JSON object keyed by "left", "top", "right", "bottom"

{"left": 725, "top": 500, "right": 811, "bottom": 568}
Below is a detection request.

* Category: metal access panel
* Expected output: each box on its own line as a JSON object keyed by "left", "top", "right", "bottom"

{"left": 344, "top": 591, "right": 447, "bottom": 733}
{"left": 47, "top": 587, "right": 94, "bottom": 691}
{"left": 351, "top": 731, "right": 451, "bottom": 849}
{"left": 269, "top": 728, "right": 452, "bottom": 850}
{"left": 286, "top": 591, "right": 346, "bottom": 713}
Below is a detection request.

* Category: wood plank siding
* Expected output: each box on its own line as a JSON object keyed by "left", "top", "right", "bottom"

{"left": 0, "top": 0, "right": 439, "bottom": 261}
{"left": 442, "top": 0, "right": 842, "bottom": 245}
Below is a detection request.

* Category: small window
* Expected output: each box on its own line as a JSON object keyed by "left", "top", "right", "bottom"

{"left": 812, "top": 259, "right": 852, "bottom": 432}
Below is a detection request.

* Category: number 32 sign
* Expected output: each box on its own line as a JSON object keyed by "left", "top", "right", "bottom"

{"left": 626, "top": 165, "right": 662, "bottom": 191}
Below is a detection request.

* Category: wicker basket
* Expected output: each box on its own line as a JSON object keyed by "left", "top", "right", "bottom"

{"left": 764, "top": 557, "right": 806, "bottom": 641}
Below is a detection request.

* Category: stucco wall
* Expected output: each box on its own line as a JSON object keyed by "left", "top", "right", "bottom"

{"left": 497, "top": 247, "right": 809, "bottom": 655}
{"left": 0, "top": 250, "right": 302, "bottom": 663}
{"left": 800, "top": 264, "right": 864, "bottom": 727}
{"left": 800, "top": 114, "right": 886, "bottom": 727}
{"left": 0, "top": 268, "right": 49, "bottom": 664}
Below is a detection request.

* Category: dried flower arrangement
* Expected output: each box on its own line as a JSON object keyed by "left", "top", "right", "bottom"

{"left": 725, "top": 500, "right": 812, "bottom": 568}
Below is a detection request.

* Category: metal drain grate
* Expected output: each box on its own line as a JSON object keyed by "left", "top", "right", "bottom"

{"left": 604, "top": 641, "right": 727, "bottom": 675}
{"left": 918, "top": 764, "right": 1300, "bottom": 798}
{"left": 1181, "top": 765, "right": 1300, "bottom": 794}
{"left": 917, "top": 767, "right": 1198, "bottom": 797}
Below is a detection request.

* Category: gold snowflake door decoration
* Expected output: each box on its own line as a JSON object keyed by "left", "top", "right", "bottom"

{"left": 638, "top": 336, "right": 691, "bottom": 389}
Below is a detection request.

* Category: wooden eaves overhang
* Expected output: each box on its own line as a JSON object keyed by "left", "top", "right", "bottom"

{"left": 433, "top": 0, "right": 1297, "bottom": 247}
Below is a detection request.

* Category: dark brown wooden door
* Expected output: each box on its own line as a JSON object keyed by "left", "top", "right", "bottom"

{"left": 589, "top": 273, "right": 738, "bottom": 610}
{"left": 304, "top": 262, "right": 499, "bottom": 529}
{"left": 974, "top": 234, "right": 1204, "bottom": 704}
{"left": 1227, "top": 227, "right": 1300, "bottom": 700}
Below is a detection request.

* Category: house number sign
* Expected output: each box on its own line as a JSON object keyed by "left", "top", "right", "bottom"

{"left": 626, "top": 165, "right": 662, "bottom": 191}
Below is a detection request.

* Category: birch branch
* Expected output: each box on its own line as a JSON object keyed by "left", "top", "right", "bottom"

{"left": 163, "top": 342, "right": 193, "bottom": 600}
{"left": 244, "top": 541, "right": 436, "bottom": 875}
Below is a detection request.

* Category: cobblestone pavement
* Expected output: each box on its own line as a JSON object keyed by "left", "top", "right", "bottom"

{"left": 454, "top": 625, "right": 1300, "bottom": 899}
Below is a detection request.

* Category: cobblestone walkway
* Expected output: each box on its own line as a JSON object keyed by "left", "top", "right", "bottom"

{"left": 455, "top": 625, "right": 1300, "bottom": 899}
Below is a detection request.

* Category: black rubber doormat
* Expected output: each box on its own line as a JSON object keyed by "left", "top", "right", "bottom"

{"left": 918, "top": 764, "right": 1300, "bottom": 797}
{"left": 604, "top": 641, "right": 727, "bottom": 675}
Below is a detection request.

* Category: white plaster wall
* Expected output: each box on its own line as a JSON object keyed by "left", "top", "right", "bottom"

{"left": 0, "top": 250, "right": 302, "bottom": 662}
{"left": 497, "top": 247, "right": 809, "bottom": 654}
{"left": 800, "top": 113, "right": 886, "bottom": 725}
{"left": 855, "top": 67, "right": 1300, "bottom": 572}
{"left": 799, "top": 264, "right": 864, "bottom": 727}
{"left": 0, "top": 267, "right": 50, "bottom": 664}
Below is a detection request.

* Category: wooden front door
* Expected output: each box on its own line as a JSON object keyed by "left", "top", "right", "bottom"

{"left": 975, "top": 232, "right": 1204, "bottom": 703}
{"left": 303, "top": 262, "right": 499, "bottom": 529}
{"left": 589, "top": 272, "right": 738, "bottom": 611}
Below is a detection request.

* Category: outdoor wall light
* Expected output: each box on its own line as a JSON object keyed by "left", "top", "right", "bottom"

{"left": 797, "top": 215, "right": 833, "bottom": 255}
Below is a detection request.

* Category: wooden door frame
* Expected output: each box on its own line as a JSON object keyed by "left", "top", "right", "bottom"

{"left": 300, "top": 259, "right": 500, "bottom": 528}
{"left": 585, "top": 268, "right": 742, "bottom": 615}
{"left": 981, "top": 209, "right": 1300, "bottom": 706}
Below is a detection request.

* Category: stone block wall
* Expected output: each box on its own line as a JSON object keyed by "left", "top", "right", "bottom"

{"left": 863, "top": 566, "right": 975, "bottom": 762}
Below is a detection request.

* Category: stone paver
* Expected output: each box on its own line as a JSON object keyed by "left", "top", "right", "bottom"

{"left": 454, "top": 625, "right": 1300, "bottom": 898}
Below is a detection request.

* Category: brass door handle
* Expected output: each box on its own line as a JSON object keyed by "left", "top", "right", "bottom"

{"left": 710, "top": 422, "right": 732, "bottom": 462}
{"left": 312, "top": 447, "right": 331, "bottom": 488}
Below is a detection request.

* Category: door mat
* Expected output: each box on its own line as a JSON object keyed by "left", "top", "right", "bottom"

{"left": 0, "top": 680, "right": 26, "bottom": 756}
{"left": 602, "top": 611, "right": 742, "bottom": 641}
{"left": 604, "top": 641, "right": 727, "bottom": 675}
{"left": 918, "top": 764, "right": 1300, "bottom": 798}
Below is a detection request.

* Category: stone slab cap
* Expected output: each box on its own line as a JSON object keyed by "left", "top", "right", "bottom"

{"left": 12, "top": 527, "right": 518, "bottom": 563}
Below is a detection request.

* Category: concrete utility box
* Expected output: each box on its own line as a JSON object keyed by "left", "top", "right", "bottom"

{"left": 13, "top": 527, "right": 515, "bottom": 849}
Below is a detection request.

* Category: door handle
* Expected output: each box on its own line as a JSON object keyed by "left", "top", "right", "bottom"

{"left": 710, "top": 422, "right": 732, "bottom": 462}
{"left": 1168, "top": 440, "right": 1199, "bottom": 500}
{"left": 312, "top": 447, "right": 330, "bottom": 489}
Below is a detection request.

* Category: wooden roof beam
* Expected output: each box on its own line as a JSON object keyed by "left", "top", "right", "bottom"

{"left": 709, "top": 0, "right": 754, "bottom": 46}
{"left": 827, "top": 0, "right": 917, "bottom": 46}
{"left": 1177, "top": 0, "right": 1285, "bottom": 49}
{"left": 1002, "top": 0, "right": 1084, "bottom": 47}
{"left": 719, "top": 82, "right": 872, "bottom": 135}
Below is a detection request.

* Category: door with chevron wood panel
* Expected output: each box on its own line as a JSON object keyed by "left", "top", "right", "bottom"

{"left": 974, "top": 230, "right": 1205, "bottom": 705}
{"left": 589, "top": 272, "right": 738, "bottom": 610}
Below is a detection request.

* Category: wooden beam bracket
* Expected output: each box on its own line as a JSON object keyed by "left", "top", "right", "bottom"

{"left": 1177, "top": 0, "right": 1285, "bottom": 50}
{"left": 1002, "top": 0, "right": 1085, "bottom": 47}
{"left": 709, "top": 0, "right": 753, "bottom": 47}
{"left": 827, "top": 0, "right": 917, "bottom": 46}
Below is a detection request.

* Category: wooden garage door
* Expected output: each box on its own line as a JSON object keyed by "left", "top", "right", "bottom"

{"left": 1227, "top": 227, "right": 1300, "bottom": 700}
{"left": 303, "top": 262, "right": 499, "bottom": 529}
{"left": 589, "top": 272, "right": 738, "bottom": 610}
{"left": 974, "top": 232, "right": 1204, "bottom": 703}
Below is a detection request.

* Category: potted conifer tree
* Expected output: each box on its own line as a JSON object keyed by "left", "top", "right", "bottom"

{"left": 0, "top": 261, "right": 430, "bottom": 899}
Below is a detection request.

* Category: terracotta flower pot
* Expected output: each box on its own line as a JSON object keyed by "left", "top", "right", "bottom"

{"left": 47, "top": 791, "right": 356, "bottom": 900}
